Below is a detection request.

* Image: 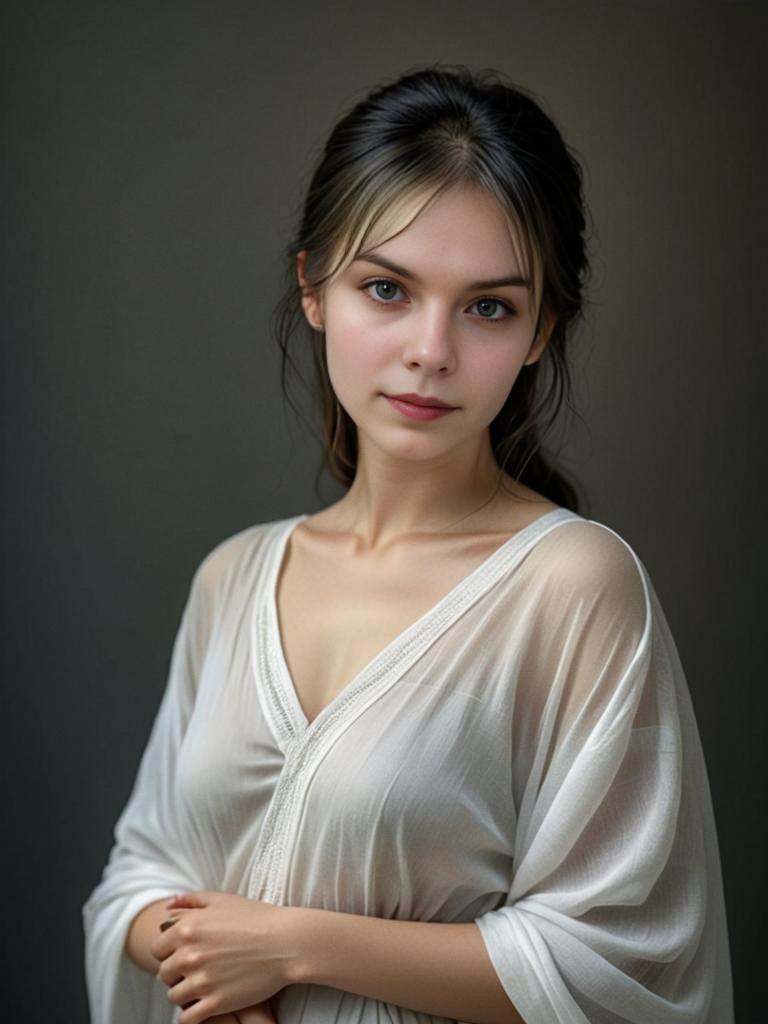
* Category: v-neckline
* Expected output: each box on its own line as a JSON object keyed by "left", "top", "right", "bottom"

{"left": 261, "top": 506, "right": 577, "bottom": 738}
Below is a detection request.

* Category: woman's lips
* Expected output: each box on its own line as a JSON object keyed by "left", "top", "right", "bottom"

{"left": 383, "top": 395, "right": 457, "bottom": 421}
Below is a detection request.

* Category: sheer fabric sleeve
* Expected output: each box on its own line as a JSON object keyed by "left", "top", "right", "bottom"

{"left": 473, "top": 522, "right": 733, "bottom": 1024}
{"left": 81, "top": 552, "right": 217, "bottom": 1024}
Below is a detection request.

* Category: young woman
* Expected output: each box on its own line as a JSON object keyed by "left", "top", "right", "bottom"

{"left": 82, "top": 65, "right": 734, "bottom": 1024}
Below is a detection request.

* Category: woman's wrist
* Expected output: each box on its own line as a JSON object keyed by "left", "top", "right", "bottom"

{"left": 280, "top": 905, "right": 323, "bottom": 986}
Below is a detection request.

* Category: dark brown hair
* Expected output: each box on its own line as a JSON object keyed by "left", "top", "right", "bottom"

{"left": 271, "top": 63, "right": 591, "bottom": 513}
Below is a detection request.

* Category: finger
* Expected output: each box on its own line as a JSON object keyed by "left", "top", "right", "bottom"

{"left": 150, "top": 925, "right": 181, "bottom": 963}
{"left": 159, "top": 907, "right": 195, "bottom": 928}
{"left": 235, "top": 1004, "right": 278, "bottom": 1023}
{"left": 156, "top": 951, "right": 186, "bottom": 987}
{"left": 178, "top": 995, "right": 221, "bottom": 1024}
{"left": 166, "top": 972, "right": 201, "bottom": 1009}
{"left": 165, "top": 891, "right": 210, "bottom": 908}
{"left": 151, "top": 912, "right": 197, "bottom": 961}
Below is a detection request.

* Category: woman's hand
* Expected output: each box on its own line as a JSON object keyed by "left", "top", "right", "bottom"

{"left": 235, "top": 1003, "right": 278, "bottom": 1023}
{"left": 207, "top": 1004, "right": 278, "bottom": 1024}
{"left": 197, "top": 1010, "right": 277, "bottom": 1024}
{"left": 176, "top": 1002, "right": 277, "bottom": 1024}
{"left": 150, "top": 891, "right": 292, "bottom": 1024}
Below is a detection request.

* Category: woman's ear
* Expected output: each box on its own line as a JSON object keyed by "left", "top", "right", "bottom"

{"left": 524, "top": 310, "right": 557, "bottom": 366}
{"left": 297, "top": 249, "right": 325, "bottom": 331}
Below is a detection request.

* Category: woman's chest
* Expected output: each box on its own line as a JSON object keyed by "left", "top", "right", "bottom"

{"left": 274, "top": 532, "right": 508, "bottom": 728}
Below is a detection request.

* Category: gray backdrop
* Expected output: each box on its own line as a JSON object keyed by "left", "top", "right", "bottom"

{"left": 3, "top": 1, "right": 765, "bottom": 1019}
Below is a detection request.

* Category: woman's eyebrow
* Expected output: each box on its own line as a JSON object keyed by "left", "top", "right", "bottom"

{"left": 353, "top": 252, "right": 530, "bottom": 290}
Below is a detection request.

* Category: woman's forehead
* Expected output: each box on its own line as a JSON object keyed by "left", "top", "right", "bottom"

{"left": 334, "top": 185, "right": 539, "bottom": 283}
{"left": 369, "top": 184, "right": 521, "bottom": 246}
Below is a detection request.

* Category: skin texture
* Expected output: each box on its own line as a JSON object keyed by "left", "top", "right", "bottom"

{"left": 136, "top": 183, "right": 546, "bottom": 1023}
{"left": 126, "top": 897, "right": 278, "bottom": 1022}
{"left": 149, "top": 893, "right": 299, "bottom": 1021}
{"left": 298, "top": 182, "right": 555, "bottom": 549}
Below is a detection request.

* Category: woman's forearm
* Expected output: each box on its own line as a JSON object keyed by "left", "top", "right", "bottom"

{"left": 125, "top": 897, "right": 174, "bottom": 974}
{"left": 288, "top": 908, "right": 523, "bottom": 1024}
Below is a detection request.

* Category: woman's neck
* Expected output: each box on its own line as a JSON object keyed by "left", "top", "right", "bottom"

{"left": 327, "top": 441, "right": 522, "bottom": 550}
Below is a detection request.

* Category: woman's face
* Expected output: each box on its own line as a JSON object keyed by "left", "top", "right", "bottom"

{"left": 298, "top": 184, "right": 555, "bottom": 465}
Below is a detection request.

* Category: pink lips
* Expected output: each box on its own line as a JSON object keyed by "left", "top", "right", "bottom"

{"left": 388, "top": 392, "right": 455, "bottom": 409}
{"left": 384, "top": 395, "right": 457, "bottom": 421}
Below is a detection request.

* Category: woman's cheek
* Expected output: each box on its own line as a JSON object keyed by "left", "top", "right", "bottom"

{"left": 325, "top": 341, "right": 378, "bottom": 420}
{"left": 464, "top": 349, "right": 524, "bottom": 412}
{"left": 328, "top": 293, "right": 379, "bottom": 339}
{"left": 326, "top": 313, "right": 394, "bottom": 388}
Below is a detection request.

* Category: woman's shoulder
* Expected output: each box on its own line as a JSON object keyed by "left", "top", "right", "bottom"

{"left": 490, "top": 479, "right": 648, "bottom": 587}
{"left": 525, "top": 509, "right": 651, "bottom": 610}
{"left": 190, "top": 512, "right": 303, "bottom": 597}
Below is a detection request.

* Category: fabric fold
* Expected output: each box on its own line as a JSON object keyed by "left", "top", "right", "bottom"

{"left": 474, "top": 525, "right": 732, "bottom": 1023}
{"left": 82, "top": 554, "right": 215, "bottom": 1024}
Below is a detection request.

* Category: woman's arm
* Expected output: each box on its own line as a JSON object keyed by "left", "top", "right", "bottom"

{"left": 288, "top": 908, "right": 524, "bottom": 1024}
{"left": 151, "top": 892, "right": 518, "bottom": 1024}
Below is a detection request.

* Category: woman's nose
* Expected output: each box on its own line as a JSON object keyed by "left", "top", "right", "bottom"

{"left": 400, "top": 305, "right": 458, "bottom": 373}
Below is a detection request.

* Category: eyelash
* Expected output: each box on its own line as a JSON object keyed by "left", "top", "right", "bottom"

{"left": 359, "top": 278, "right": 517, "bottom": 323}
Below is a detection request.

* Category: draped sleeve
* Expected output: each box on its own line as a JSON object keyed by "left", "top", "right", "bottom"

{"left": 81, "top": 550, "right": 218, "bottom": 1024}
{"left": 473, "top": 521, "right": 734, "bottom": 1024}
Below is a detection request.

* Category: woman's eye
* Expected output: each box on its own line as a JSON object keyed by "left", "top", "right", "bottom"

{"left": 470, "top": 297, "right": 515, "bottom": 321}
{"left": 360, "top": 279, "right": 516, "bottom": 322}
{"left": 362, "top": 279, "right": 405, "bottom": 303}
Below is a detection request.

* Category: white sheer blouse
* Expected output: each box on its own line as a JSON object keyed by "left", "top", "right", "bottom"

{"left": 82, "top": 508, "right": 734, "bottom": 1023}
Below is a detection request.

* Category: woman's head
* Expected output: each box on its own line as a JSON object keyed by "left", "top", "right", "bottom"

{"left": 272, "top": 63, "right": 590, "bottom": 512}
